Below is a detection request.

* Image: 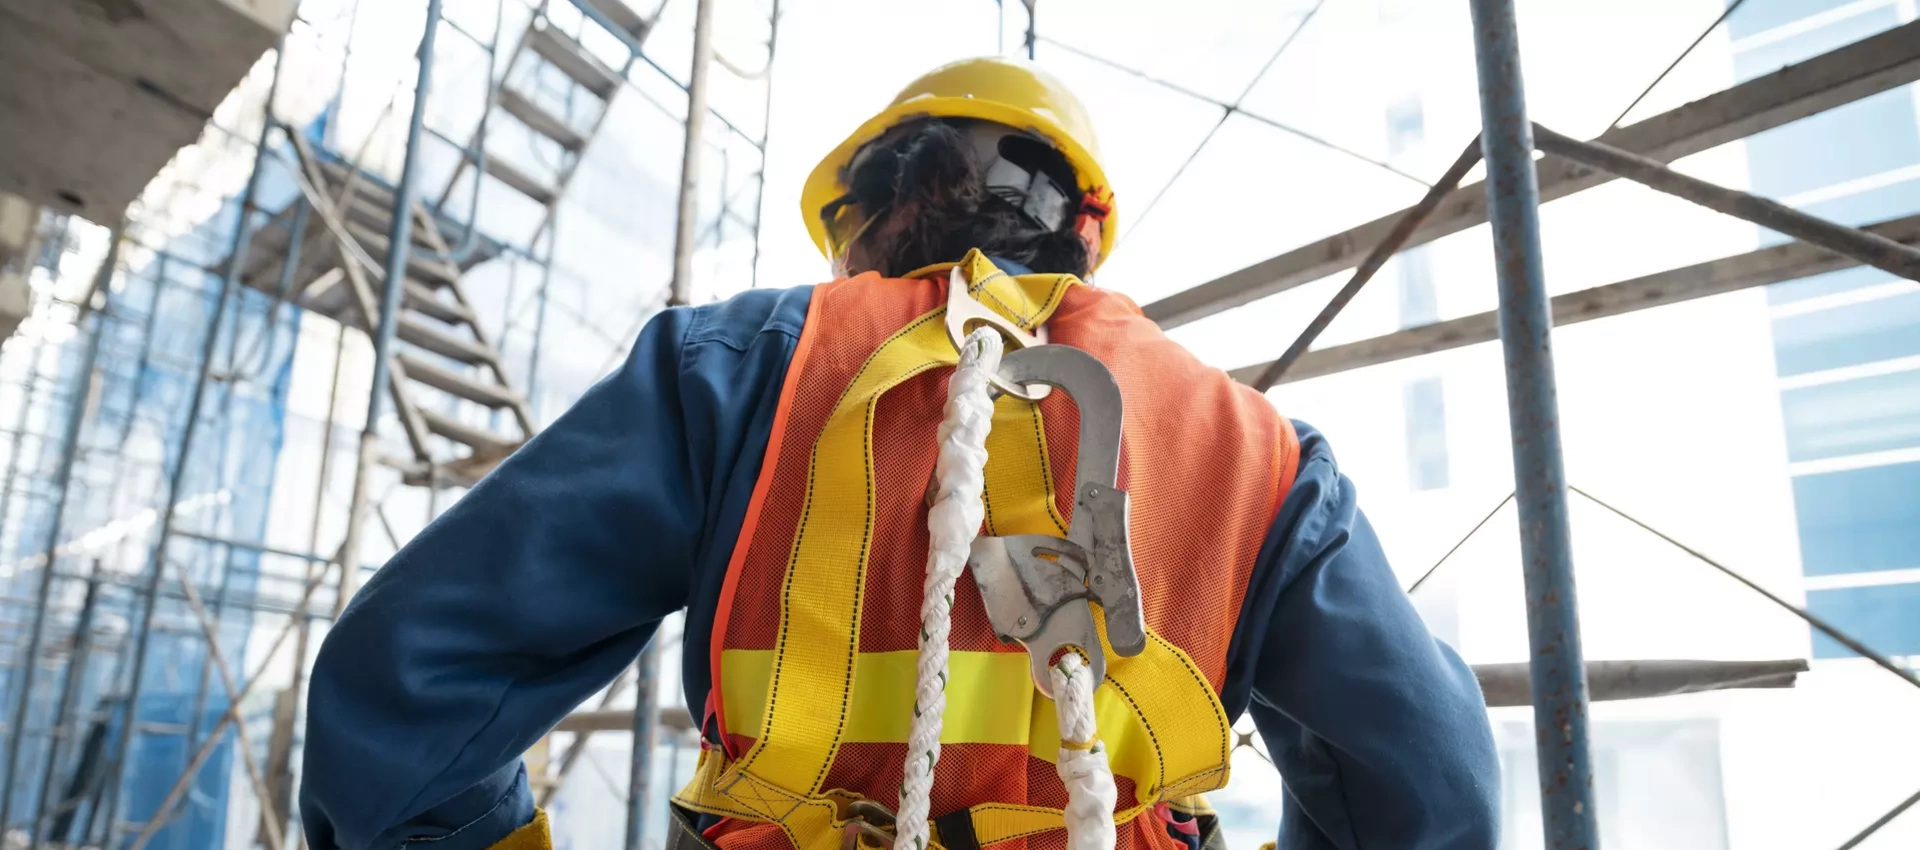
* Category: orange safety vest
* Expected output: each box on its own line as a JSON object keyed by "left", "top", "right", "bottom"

{"left": 673, "top": 251, "right": 1299, "bottom": 850}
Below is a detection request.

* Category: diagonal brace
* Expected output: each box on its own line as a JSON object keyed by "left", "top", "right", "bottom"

{"left": 1532, "top": 123, "right": 1920, "bottom": 282}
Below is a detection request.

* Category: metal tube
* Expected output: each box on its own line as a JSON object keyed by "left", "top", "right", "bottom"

{"left": 527, "top": 218, "right": 555, "bottom": 421}
{"left": 748, "top": 0, "right": 779, "bottom": 292}
{"left": 1254, "top": 137, "right": 1482, "bottom": 391}
{"left": 1024, "top": 0, "right": 1037, "bottom": 59}
{"left": 624, "top": 639, "right": 662, "bottom": 850}
{"left": 0, "top": 339, "right": 53, "bottom": 614}
{"left": 155, "top": 561, "right": 284, "bottom": 850}
{"left": 0, "top": 260, "right": 115, "bottom": 831}
{"left": 270, "top": 324, "right": 349, "bottom": 839}
{"left": 172, "top": 531, "right": 333, "bottom": 566}
{"left": 1835, "top": 785, "right": 1920, "bottom": 850}
{"left": 1466, "top": 3, "right": 1599, "bottom": 848}
{"left": 537, "top": 665, "right": 635, "bottom": 808}
{"left": 123, "top": 554, "right": 341, "bottom": 850}
{"left": 431, "top": 0, "right": 507, "bottom": 265}
{"left": 174, "top": 327, "right": 252, "bottom": 850}
{"left": 1531, "top": 124, "right": 1920, "bottom": 281}
{"left": 337, "top": 0, "right": 444, "bottom": 614}
{"left": 668, "top": 0, "right": 715, "bottom": 306}
{"left": 100, "top": 35, "right": 289, "bottom": 840}
{"left": 29, "top": 560, "right": 103, "bottom": 849}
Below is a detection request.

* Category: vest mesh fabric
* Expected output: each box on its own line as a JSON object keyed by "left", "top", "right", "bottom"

{"left": 707, "top": 270, "right": 1296, "bottom": 850}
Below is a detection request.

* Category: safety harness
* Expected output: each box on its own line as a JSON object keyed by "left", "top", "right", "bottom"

{"left": 675, "top": 252, "right": 1291, "bottom": 850}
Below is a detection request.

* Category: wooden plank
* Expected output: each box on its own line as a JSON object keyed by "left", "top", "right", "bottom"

{"left": 552, "top": 707, "right": 695, "bottom": 734}
{"left": 580, "top": 0, "right": 651, "bottom": 41}
{"left": 1228, "top": 213, "right": 1920, "bottom": 385}
{"left": 1147, "top": 20, "right": 1920, "bottom": 329}
{"left": 483, "top": 156, "right": 559, "bottom": 206}
{"left": 497, "top": 87, "right": 588, "bottom": 151}
{"left": 403, "top": 281, "right": 473, "bottom": 325}
{"left": 525, "top": 22, "right": 620, "bottom": 99}
{"left": 419, "top": 409, "right": 520, "bottom": 456}
{"left": 398, "top": 352, "right": 520, "bottom": 409}
{"left": 397, "top": 315, "right": 493, "bottom": 365}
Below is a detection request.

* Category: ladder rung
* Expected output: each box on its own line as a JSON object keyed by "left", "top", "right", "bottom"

{"left": 484, "top": 156, "right": 559, "bottom": 206}
{"left": 420, "top": 409, "right": 521, "bottom": 456}
{"left": 497, "top": 88, "right": 588, "bottom": 151}
{"left": 342, "top": 222, "right": 462, "bottom": 288}
{"left": 526, "top": 22, "right": 621, "bottom": 99}
{"left": 399, "top": 352, "right": 521, "bottom": 409}
{"left": 404, "top": 281, "right": 473, "bottom": 324}
{"left": 398, "top": 315, "right": 492, "bottom": 364}
{"left": 581, "top": 0, "right": 652, "bottom": 42}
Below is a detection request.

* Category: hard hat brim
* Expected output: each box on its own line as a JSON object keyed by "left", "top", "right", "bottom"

{"left": 801, "top": 95, "right": 1118, "bottom": 270}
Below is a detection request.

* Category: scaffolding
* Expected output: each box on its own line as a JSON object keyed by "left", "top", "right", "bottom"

{"left": 0, "top": 0, "right": 776, "bottom": 845}
{"left": 1, "top": 0, "right": 1918, "bottom": 848}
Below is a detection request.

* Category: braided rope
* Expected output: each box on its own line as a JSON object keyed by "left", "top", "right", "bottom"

{"left": 900, "top": 327, "right": 1116, "bottom": 850}
{"left": 1051, "top": 653, "right": 1118, "bottom": 850}
{"left": 897, "top": 327, "right": 1003, "bottom": 850}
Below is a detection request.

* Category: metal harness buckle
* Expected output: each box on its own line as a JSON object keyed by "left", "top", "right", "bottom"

{"left": 966, "top": 344, "right": 1145, "bottom": 697}
{"left": 945, "top": 267, "right": 1050, "bottom": 401}
{"left": 840, "top": 800, "right": 898, "bottom": 850}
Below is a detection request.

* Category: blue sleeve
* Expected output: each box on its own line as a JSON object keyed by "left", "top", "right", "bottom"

{"left": 1228, "top": 422, "right": 1500, "bottom": 850}
{"left": 300, "top": 287, "right": 810, "bottom": 850}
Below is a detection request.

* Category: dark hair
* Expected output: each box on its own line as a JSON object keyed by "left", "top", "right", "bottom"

{"left": 844, "top": 120, "right": 1091, "bottom": 277}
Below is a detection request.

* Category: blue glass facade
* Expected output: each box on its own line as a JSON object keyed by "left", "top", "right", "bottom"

{"left": 1732, "top": 0, "right": 1920, "bottom": 657}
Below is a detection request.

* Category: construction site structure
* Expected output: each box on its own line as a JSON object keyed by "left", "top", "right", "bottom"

{"left": 0, "top": 0, "right": 775, "bottom": 846}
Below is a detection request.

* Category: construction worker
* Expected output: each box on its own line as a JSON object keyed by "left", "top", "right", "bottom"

{"left": 301, "top": 58, "right": 1499, "bottom": 850}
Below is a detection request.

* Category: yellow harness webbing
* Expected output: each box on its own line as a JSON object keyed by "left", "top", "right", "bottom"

{"left": 675, "top": 253, "right": 1232, "bottom": 850}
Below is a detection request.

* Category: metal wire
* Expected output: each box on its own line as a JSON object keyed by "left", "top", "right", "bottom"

{"left": 1037, "top": 34, "right": 1432, "bottom": 192}
{"left": 1114, "top": 0, "right": 1328, "bottom": 251}
{"left": 1407, "top": 491, "right": 1515, "bottom": 595}
{"left": 1605, "top": 0, "right": 1751, "bottom": 132}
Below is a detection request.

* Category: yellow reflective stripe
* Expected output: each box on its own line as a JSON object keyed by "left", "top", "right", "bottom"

{"left": 724, "top": 649, "right": 1035, "bottom": 744}
{"left": 721, "top": 648, "right": 1164, "bottom": 763}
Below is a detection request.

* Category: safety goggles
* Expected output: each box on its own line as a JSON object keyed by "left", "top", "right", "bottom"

{"left": 818, "top": 119, "right": 1080, "bottom": 265}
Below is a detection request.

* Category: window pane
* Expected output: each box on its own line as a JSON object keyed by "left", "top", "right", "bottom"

{"left": 1397, "top": 245, "right": 1437, "bottom": 328}
{"left": 1740, "top": 88, "right": 1920, "bottom": 200}
{"left": 1726, "top": 0, "right": 1877, "bottom": 40}
{"left": 1808, "top": 581, "right": 1920, "bottom": 658}
{"left": 1780, "top": 370, "right": 1920, "bottom": 462}
{"left": 1770, "top": 290, "right": 1920, "bottom": 377}
{"left": 1499, "top": 720, "right": 1727, "bottom": 850}
{"left": 1731, "top": 5, "right": 1901, "bottom": 80}
{"left": 1791, "top": 460, "right": 1920, "bottom": 575}
{"left": 1384, "top": 94, "right": 1424, "bottom": 160}
{"left": 1404, "top": 377, "right": 1449, "bottom": 491}
{"left": 1766, "top": 265, "right": 1896, "bottom": 305}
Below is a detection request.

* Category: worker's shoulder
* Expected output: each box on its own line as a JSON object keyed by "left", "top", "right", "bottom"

{"left": 683, "top": 285, "right": 814, "bottom": 352}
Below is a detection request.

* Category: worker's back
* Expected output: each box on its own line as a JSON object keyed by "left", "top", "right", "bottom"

{"left": 676, "top": 252, "right": 1298, "bottom": 850}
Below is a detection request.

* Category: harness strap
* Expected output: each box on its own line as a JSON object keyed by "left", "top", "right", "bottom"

{"left": 681, "top": 252, "right": 1234, "bottom": 850}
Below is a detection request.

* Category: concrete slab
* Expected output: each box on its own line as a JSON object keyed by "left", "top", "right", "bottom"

{"left": 0, "top": 0, "right": 295, "bottom": 219}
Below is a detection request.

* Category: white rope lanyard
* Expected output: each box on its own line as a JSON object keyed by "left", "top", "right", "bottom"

{"left": 897, "top": 327, "right": 1117, "bottom": 850}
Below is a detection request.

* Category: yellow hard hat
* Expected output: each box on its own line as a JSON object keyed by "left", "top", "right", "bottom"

{"left": 801, "top": 57, "right": 1116, "bottom": 270}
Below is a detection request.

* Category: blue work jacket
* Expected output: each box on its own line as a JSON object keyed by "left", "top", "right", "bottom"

{"left": 301, "top": 273, "right": 1500, "bottom": 850}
